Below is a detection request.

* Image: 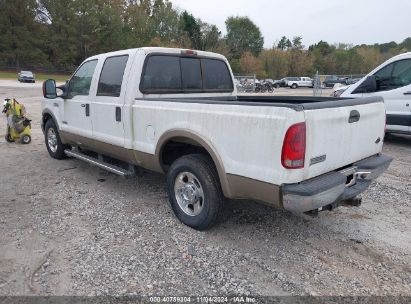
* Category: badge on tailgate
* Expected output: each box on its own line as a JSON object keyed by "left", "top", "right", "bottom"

{"left": 310, "top": 154, "right": 326, "bottom": 166}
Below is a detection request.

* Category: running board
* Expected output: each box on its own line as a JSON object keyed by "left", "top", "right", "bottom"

{"left": 64, "top": 149, "right": 135, "bottom": 178}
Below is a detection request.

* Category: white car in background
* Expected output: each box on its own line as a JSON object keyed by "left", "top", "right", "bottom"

{"left": 287, "top": 77, "right": 313, "bottom": 89}
{"left": 334, "top": 52, "right": 411, "bottom": 135}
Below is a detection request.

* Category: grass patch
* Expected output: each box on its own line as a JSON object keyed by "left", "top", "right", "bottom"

{"left": 0, "top": 71, "right": 70, "bottom": 82}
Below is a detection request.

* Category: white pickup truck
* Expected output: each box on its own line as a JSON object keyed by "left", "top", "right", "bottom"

{"left": 42, "top": 47, "right": 392, "bottom": 230}
{"left": 287, "top": 77, "right": 314, "bottom": 89}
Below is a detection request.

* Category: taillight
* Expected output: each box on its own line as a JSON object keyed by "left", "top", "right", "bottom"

{"left": 281, "top": 122, "right": 306, "bottom": 169}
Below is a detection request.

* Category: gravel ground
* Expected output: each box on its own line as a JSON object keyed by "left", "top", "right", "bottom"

{"left": 0, "top": 81, "right": 410, "bottom": 297}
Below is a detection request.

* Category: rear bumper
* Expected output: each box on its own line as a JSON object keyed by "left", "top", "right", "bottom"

{"left": 281, "top": 154, "right": 393, "bottom": 213}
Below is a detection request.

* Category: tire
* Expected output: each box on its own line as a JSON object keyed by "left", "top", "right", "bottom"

{"left": 21, "top": 134, "right": 31, "bottom": 144}
{"left": 44, "top": 119, "right": 68, "bottom": 159}
{"left": 291, "top": 83, "right": 298, "bottom": 89}
{"left": 275, "top": 84, "right": 280, "bottom": 89}
{"left": 166, "top": 154, "right": 224, "bottom": 230}
{"left": 5, "top": 134, "right": 15, "bottom": 142}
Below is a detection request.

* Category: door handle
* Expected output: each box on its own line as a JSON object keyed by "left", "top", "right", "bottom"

{"left": 81, "top": 104, "right": 90, "bottom": 116}
{"left": 349, "top": 110, "right": 360, "bottom": 123}
{"left": 115, "top": 106, "right": 121, "bottom": 122}
{"left": 404, "top": 91, "right": 411, "bottom": 95}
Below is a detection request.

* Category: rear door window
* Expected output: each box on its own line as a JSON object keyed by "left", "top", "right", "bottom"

{"left": 97, "top": 55, "right": 129, "bottom": 97}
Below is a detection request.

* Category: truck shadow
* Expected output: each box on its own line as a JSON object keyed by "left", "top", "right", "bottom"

{"left": 384, "top": 133, "right": 411, "bottom": 147}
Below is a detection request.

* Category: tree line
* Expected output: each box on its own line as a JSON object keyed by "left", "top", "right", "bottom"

{"left": 0, "top": 0, "right": 410, "bottom": 78}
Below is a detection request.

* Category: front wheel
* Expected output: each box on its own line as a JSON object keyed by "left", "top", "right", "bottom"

{"left": 44, "top": 119, "right": 68, "bottom": 159}
{"left": 166, "top": 154, "right": 224, "bottom": 230}
{"left": 291, "top": 83, "right": 298, "bottom": 89}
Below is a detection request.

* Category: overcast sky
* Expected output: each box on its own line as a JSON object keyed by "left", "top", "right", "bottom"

{"left": 170, "top": 0, "right": 410, "bottom": 48}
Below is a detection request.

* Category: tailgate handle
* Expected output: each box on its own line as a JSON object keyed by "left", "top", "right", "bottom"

{"left": 349, "top": 110, "right": 360, "bottom": 123}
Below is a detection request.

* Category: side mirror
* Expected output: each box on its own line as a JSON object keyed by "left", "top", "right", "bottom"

{"left": 356, "top": 76, "right": 377, "bottom": 93}
{"left": 43, "top": 79, "right": 57, "bottom": 99}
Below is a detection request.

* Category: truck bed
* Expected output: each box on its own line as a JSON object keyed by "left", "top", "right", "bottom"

{"left": 138, "top": 96, "right": 383, "bottom": 112}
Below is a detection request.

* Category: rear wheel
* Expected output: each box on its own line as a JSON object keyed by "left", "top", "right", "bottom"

{"left": 166, "top": 154, "right": 224, "bottom": 230}
{"left": 5, "top": 134, "right": 15, "bottom": 142}
{"left": 44, "top": 119, "right": 68, "bottom": 159}
{"left": 291, "top": 83, "right": 298, "bottom": 89}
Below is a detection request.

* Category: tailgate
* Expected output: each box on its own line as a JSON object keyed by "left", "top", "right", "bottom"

{"left": 303, "top": 97, "right": 385, "bottom": 180}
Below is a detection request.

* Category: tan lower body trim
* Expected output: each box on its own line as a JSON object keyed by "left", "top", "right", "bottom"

{"left": 60, "top": 131, "right": 163, "bottom": 173}
{"left": 226, "top": 174, "right": 282, "bottom": 208}
{"left": 60, "top": 131, "right": 281, "bottom": 207}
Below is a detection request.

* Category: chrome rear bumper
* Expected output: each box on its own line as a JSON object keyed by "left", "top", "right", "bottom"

{"left": 281, "top": 154, "right": 393, "bottom": 213}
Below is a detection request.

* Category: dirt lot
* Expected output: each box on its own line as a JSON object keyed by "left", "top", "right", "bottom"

{"left": 0, "top": 80, "right": 410, "bottom": 297}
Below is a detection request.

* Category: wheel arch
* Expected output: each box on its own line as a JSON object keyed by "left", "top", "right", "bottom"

{"left": 42, "top": 109, "right": 59, "bottom": 132}
{"left": 42, "top": 109, "right": 68, "bottom": 144}
{"left": 155, "top": 129, "right": 231, "bottom": 197}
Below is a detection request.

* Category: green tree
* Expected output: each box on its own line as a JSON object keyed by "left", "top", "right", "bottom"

{"left": 291, "top": 36, "right": 303, "bottom": 50}
{"left": 200, "top": 22, "right": 221, "bottom": 51}
{"left": 0, "top": 0, "right": 47, "bottom": 68}
{"left": 225, "top": 16, "right": 264, "bottom": 58}
{"left": 180, "top": 11, "right": 201, "bottom": 49}
{"left": 259, "top": 48, "right": 290, "bottom": 79}
{"left": 288, "top": 36, "right": 310, "bottom": 76}
{"left": 277, "top": 36, "right": 291, "bottom": 50}
{"left": 151, "top": 0, "right": 185, "bottom": 47}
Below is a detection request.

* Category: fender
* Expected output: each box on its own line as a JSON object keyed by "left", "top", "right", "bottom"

{"left": 42, "top": 108, "right": 69, "bottom": 144}
{"left": 155, "top": 129, "right": 231, "bottom": 197}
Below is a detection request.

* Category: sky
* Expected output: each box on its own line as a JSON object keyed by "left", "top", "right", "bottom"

{"left": 170, "top": 0, "right": 411, "bottom": 48}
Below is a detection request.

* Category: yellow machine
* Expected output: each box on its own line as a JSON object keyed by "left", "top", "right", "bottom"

{"left": 2, "top": 98, "right": 32, "bottom": 144}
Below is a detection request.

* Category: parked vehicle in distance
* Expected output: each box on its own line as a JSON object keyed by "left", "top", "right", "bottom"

{"left": 347, "top": 77, "right": 361, "bottom": 85}
{"left": 18, "top": 71, "right": 35, "bottom": 83}
{"left": 323, "top": 75, "right": 350, "bottom": 88}
{"left": 42, "top": 47, "right": 392, "bottom": 230}
{"left": 287, "top": 77, "right": 313, "bottom": 89}
{"left": 273, "top": 78, "right": 288, "bottom": 88}
{"left": 335, "top": 52, "right": 411, "bottom": 135}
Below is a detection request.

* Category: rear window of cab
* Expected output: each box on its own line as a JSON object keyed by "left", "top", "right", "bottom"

{"left": 140, "top": 54, "right": 234, "bottom": 94}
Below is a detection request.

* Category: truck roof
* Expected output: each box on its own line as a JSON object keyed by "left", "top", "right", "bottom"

{"left": 86, "top": 47, "right": 227, "bottom": 61}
